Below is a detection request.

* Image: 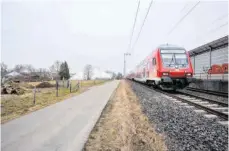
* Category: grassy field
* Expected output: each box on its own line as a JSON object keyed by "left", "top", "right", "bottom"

{"left": 1, "top": 80, "right": 109, "bottom": 123}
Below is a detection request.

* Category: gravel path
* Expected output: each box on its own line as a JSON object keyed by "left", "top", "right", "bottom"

{"left": 179, "top": 89, "right": 228, "bottom": 104}
{"left": 130, "top": 81, "right": 228, "bottom": 151}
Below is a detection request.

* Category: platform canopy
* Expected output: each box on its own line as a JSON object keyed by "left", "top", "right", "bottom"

{"left": 189, "top": 35, "right": 228, "bottom": 56}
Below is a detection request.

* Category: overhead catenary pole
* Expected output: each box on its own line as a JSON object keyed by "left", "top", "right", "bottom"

{"left": 124, "top": 53, "right": 131, "bottom": 77}
{"left": 124, "top": 0, "right": 140, "bottom": 77}
{"left": 123, "top": 54, "right": 125, "bottom": 76}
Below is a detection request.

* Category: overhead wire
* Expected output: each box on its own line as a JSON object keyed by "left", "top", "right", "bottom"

{"left": 130, "top": 0, "right": 154, "bottom": 53}
{"left": 167, "top": 1, "right": 200, "bottom": 36}
{"left": 180, "top": 2, "right": 189, "bottom": 12}
{"left": 211, "top": 14, "right": 228, "bottom": 24}
{"left": 210, "top": 22, "right": 228, "bottom": 33}
{"left": 127, "top": 0, "right": 141, "bottom": 52}
{"left": 194, "top": 13, "right": 228, "bottom": 42}
{"left": 125, "top": 0, "right": 141, "bottom": 75}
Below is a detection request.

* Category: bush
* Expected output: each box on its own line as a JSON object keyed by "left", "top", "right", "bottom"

{"left": 36, "top": 82, "right": 55, "bottom": 88}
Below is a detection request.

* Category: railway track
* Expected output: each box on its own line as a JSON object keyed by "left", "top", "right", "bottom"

{"left": 131, "top": 80, "right": 228, "bottom": 121}
{"left": 169, "top": 93, "right": 228, "bottom": 120}
{"left": 185, "top": 87, "right": 228, "bottom": 98}
{"left": 176, "top": 90, "right": 228, "bottom": 107}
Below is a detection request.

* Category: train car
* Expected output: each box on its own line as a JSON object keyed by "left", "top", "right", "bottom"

{"left": 129, "top": 44, "right": 194, "bottom": 90}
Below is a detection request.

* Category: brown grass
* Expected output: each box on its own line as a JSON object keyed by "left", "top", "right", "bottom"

{"left": 84, "top": 80, "right": 166, "bottom": 151}
{"left": 1, "top": 80, "right": 108, "bottom": 124}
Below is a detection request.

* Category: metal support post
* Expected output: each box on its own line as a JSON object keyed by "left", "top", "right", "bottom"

{"left": 124, "top": 53, "right": 131, "bottom": 77}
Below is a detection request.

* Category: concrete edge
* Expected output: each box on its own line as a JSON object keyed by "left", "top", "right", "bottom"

{"left": 79, "top": 81, "right": 121, "bottom": 151}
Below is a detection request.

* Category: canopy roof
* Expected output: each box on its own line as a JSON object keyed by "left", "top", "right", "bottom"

{"left": 189, "top": 35, "right": 228, "bottom": 56}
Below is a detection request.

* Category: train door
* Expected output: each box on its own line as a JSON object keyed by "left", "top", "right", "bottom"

{"left": 147, "top": 62, "right": 150, "bottom": 78}
{"left": 152, "top": 58, "right": 157, "bottom": 77}
{"left": 143, "top": 62, "right": 148, "bottom": 79}
{"left": 143, "top": 68, "right": 145, "bottom": 78}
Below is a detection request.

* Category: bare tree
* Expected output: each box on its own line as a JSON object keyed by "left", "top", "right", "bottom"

{"left": 36, "top": 68, "right": 52, "bottom": 81}
{"left": 49, "top": 60, "right": 62, "bottom": 80}
{"left": 13, "top": 64, "right": 24, "bottom": 72}
{"left": 1, "top": 62, "right": 8, "bottom": 82}
{"left": 49, "top": 61, "right": 61, "bottom": 73}
{"left": 25, "top": 64, "right": 36, "bottom": 73}
{"left": 105, "top": 70, "right": 116, "bottom": 79}
{"left": 1, "top": 62, "right": 7, "bottom": 74}
{"left": 84, "top": 64, "right": 93, "bottom": 80}
{"left": 116, "top": 72, "right": 123, "bottom": 80}
{"left": 12, "top": 64, "right": 36, "bottom": 73}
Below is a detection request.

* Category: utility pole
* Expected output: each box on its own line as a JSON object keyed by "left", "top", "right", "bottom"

{"left": 124, "top": 53, "right": 131, "bottom": 77}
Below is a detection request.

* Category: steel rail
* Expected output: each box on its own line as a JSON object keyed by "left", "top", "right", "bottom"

{"left": 177, "top": 90, "right": 228, "bottom": 107}
{"left": 170, "top": 94, "right": 228, "bottom": 120}
{"left": 185, "top": 87, "right": 228, "bottom": 98}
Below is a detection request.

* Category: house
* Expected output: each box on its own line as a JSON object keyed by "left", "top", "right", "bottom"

{"left": 4, "top": 71, "right": 24, "bottom": 82}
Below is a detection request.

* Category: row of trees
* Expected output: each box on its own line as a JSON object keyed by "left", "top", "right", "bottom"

{"left": 49, "top": 60, "right": 70, "bottom": 80}
{"left": 105, "top": 70, "right": 123, "bottom": 80}
{"left": 1, "top": 61, "right": 71, "bottom": 81}
{"left": 1, "top": 61, "right": 123, "bottom": 81}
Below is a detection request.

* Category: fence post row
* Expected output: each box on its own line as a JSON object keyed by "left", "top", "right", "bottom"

{"left": 33, "top": 86, "right": 36, "bottom": 105}
{"left": 56, "top": 80, "right": 58, "bottom": 97}
{"left": 67, "top": 80, "right": 69, "bottom": 88}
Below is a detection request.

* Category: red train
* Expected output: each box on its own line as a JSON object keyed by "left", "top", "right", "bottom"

{"left": 127, "top": 44, "right": 194, "bottom": 90}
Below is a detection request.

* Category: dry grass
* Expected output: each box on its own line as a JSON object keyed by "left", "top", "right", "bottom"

{"left": 28, "top": 80, "right": 106, "bottom": 87}
{"left": 72, "top": 80, "right": 107, "bottom": 87}
{"left": 1, "top": 80, "right": 108, "bottom": 123}
{"left": 84, "top": 80, "right": 166, "bottom": 151}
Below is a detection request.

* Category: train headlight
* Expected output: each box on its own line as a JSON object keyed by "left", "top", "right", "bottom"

{"left": 186, "top": 73, "right": 192, "bottom": 77}
{"left": 162, "top": 72, "right": 169, "bottom": 76}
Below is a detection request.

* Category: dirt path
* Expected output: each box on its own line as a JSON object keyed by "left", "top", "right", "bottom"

{"left": 84, "top": 80, "right": 166, "bottom": 151}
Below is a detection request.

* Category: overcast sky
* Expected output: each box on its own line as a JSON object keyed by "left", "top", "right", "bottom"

{"left": 1, "top": 0, "right": 228, "bottom": 74}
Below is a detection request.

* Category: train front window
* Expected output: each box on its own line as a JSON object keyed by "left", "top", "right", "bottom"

{"left": 160, "top": 50, "right": 188, "bottom": 68}
{"left": 175, "top": 54, "right": 188, "bottom": 66}
{"left": 161, "top": 54, "right": 175, "bottom": 67}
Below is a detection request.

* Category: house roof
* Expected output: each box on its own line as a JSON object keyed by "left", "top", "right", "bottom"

{"left": 5, "top": 71, "right": 22, "bottom": 77}
{"left": 20, "top": 69, "right": 30, "bottom": 73}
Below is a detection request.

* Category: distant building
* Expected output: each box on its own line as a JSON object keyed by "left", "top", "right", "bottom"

{"left": 92, "top": 68, "right": 112, "bottom": 80}
{"left": 50, "top": 72, "right": 61, "bottom": 80}
{"left": 70, "top": 68, "right": 112, "bottom": 81}
{"left": 4, "top": 71, "right": 24, "bottom": 82}
{"left": 3, "top": 70, "right": 53, "bottom": 82}
{"left": 70, "top": 72, "right": 84, "bottom": 80}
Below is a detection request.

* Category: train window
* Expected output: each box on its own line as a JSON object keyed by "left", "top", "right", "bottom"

{"left": 153, "top": 58, "right": 156, "bottom": 65}
{"left": 174, "top": 54, "right": 188, "bottom": 65}
{"left": 161, "top": 54, "right": 175, "bottom": 67}
{"left": 161, "top": 49, "right": 186, "bottom": 53}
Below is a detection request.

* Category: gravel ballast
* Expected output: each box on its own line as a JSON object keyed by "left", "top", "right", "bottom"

{"left": 130, "top": 81, "right": 228, "bottom": 151}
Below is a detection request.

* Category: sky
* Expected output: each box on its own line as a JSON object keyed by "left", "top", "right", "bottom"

{"left": 1, "top": 0, "right": 228, "bottom": 74}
